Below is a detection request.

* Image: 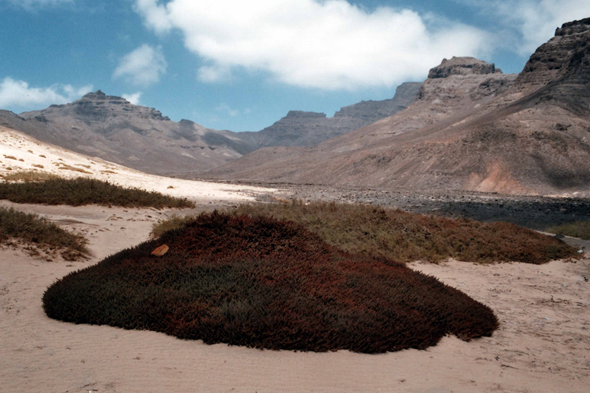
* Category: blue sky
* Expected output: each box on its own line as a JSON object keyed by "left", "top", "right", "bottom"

{"left": 1, "top": 0, "right": 588, "bottom": 132}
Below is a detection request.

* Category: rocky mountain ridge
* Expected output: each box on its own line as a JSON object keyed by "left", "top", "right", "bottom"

{"left": 1, "top": 84, "right": 421, "bottom": 177}
{"left": 235, "top": 82, "right": 421, "bottom": 148}
{"left": 1, "top": 91, "right": 251, "bottom": 177}
{"left": 207, "top": 18, "right": 590, "bottom": 196}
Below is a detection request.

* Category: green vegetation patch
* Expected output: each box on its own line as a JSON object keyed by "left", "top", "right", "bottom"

{"left": 0, "top": 177, "right": 195, "bottom": 208}
{"left": 0, "top": 207, "right": 88, "bottom": 260}
{"left": 1, "top": 170, "right": 60, "bottom": 182}
{"left": 43, "top": 212, "right": 498, "bottom": 353}
{"left": 222, "top": 201, "right": 577, "bottom": 264}
{"left": 546, "top": 221, "right": 590, "bottom": 240}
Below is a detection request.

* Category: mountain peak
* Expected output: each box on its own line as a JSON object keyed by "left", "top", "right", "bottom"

{"left": 428, "top": 57, "right": 501, "bottom": 79}
{"left": 513, "top": 16, "right": 590, "bottom": 113}
{"left": 555, "top": 17, "right": 590, "bottom": 36}
{"left": 80, "top": 90, "right": 126, "bottom": 102}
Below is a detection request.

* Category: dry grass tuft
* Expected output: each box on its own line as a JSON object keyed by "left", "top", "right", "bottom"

{"left": 2, "top": 170, "right": 60, "bottom": 182}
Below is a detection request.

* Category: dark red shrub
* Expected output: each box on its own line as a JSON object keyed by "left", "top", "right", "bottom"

{"left": 43, "top": 212, "right": 498, "bottom": 353}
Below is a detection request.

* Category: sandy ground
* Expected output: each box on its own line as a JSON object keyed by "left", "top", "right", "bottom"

{"left": 0, "top": 126, "right": 280, "bottom": 204}
{"left": 2, "top": 126, "right": 590, "bottom": 392}
{"left": 1, "top": 199, "right": 589, "bottom": 393}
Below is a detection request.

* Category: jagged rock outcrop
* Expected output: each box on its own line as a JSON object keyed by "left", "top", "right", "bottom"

{"left": 513, "top": 17, "right": 590, "bottom": 115}
{"left": 207, "top": 20, "right": 590, "bottom": 197}
{"left": 236, "top": 82, "right": 421, "bottom": 148}
{"left": 427, "top": 57, "right": 501, "bottom": 79}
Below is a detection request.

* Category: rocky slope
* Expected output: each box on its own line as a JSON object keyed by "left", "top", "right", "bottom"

{"left": 236, "top": 82, "right": 421, "bottom": 148}
{"left": 207, "top": 18, "right": 590, "bottom": 196}
{"left": 0, "top": 91, "right": 254, "bottom": 177}
{"left": 1, "top": 83, "right": 420, "bottom": 177}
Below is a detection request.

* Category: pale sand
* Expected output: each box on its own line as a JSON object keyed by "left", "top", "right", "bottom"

{"left": 2, "top": 125, "right": 590, "bottom": 392}
{"left": 1, "top": 200, "right": 589, "bottom": 393}
{"left": 0, "top": 125, "right": 279, "bottom": 203}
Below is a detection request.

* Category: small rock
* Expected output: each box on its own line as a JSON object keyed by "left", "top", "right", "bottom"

{"left": 151, "top": 244, "right": 169, "bottom": 257}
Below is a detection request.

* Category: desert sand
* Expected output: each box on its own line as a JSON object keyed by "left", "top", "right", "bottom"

{"left": 0, "top": 198, "right": 588, "bottom": 393}
{"left": 2, "top": 126, "right": 590, "bottom": 392}
{"left": 0, "top": 125, "right": 278, "bottom": 204}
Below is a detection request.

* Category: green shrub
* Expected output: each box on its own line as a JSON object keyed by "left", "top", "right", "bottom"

{"left": 1, "top": 170, "right": 60, "bottom": 182}
{"left": 43, "top": 212, "right": 498, "bottom": 353}
{"left": 221, "top": 201, "right": 578, "bottom": 264}
{"left": 546, "top": 221, "right": 590, "bottom": 240}
{"left": 151, "top": 215, "right": 194, "bottom": 238}
{"left": 0, "top": 207, "right": 88, "bottom": 260}
{"left": 0, "top": 177, "right": 195, "bottom": 208}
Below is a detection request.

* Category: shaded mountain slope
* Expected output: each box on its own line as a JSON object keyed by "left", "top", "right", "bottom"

{"left": 0, "top": 91, "right": 254, "bottom": 177}
{"left": 207, "top": 19, "right": 590, "bottom": 196}
{"left": 235, "top": 82, "right": 421, "bottom": 148}
{"left": 1, "top": 84, "right": 421, "bottom": 178}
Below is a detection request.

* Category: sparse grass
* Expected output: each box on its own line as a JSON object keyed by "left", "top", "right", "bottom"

{"left": 0, "top": 177, "right": 195, "bottom": 208}
{"left": 151, "top": 214, "right": 194, "bottom": 238}
{"left": 58, "top": 164, "right": 92, "bottom": 174}
{"left": 220, "top": 201, "right": 577, "bottom": 264}
{"left": 43, "top": 212, "right": 498, "bottom": 353}
{"left": 0, "top": 207, "right": 88, "bottom": 260}
{"left": 546, "top": 221, "right": 590, "bottom": 240}
{"left": 1, "top": 170, "right": 60, "bottom": 182}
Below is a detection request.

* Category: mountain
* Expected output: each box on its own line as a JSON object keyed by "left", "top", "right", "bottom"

{"left": 207, "top": 18, "right": 590, "bottom": 196}
{"left": 0, "top": 91, "right": 255, "bottom": 178}
{"left": 236, "top": 82, "right": 421, "bottom": 148}
{"left": 1, "top": 84, "right": 421, "bottom": 178}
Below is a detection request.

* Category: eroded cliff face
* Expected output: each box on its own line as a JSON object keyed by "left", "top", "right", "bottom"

{"left": 515, "top": 18, "right": 590, "bottom": 89}
{"left": 511, "top": 18, "right": 590, "bottom": 116}
{"left": 236, "top": 82, "right": 422, "bottom": 148}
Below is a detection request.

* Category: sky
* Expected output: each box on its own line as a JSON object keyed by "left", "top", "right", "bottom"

{"left": 1, "top": 0, "right": 589, "bottom": 132}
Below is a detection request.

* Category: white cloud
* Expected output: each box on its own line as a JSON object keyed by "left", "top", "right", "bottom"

{"left": 134, "top": 0, "right": 173, "bottom": 33}
{"left": 113, "top": 44, "right": 167, "bottom": 86}
{"left": 4, "top": 0, "right": 74, "bottom": 10}
{"left": 0, "top": 77, "right": 92, "bottom": 110}
{"left": 134, "top": 0, "right": 491, "bottom": 90}
{"left": 215, "top": 103, "right": 240, "bottom": 117}
{"left": 122, "top": 92, "right": 142, "bottom": 105}
{"left": 462, "top": 0, "right": 590, "bottom": 55}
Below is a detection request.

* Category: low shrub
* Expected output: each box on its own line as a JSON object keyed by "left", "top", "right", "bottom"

{"left": 224, "top": 201, "right": 578, "bottom": 264}
{"left": 546, "top": 221, "right": 590, "bottom": 240}
{"left": 151, "top": 214, "right": 194, "bottom": 238}
{"left": 44, "top": 212, "right": 498, "bottom": 353}
{"left": 1, "top": 170, "right": 59, "bottom": 182}
{"left": 0, "top": 177, "right": 195, "bottom": 208}
{"left": 0, "top": 207, "right": 88, "bottom": 260}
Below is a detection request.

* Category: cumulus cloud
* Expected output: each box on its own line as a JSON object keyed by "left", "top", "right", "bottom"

{"left": 0, "top": 77, "right": 92, "bottom": 110}
{"left": 215, "top": 103, "right": 240, "bottom": 117}
{"left": 4, "top": 0, "right": 74, "bottom": 10}
{"left": 134, "top": 0, "right": 491, "bottom": 90}
{"left": 113, "top": 44, "right": 167, "bottom": 86}
{"left": 462, "top": 0, "right": 590, "bottom": 55}
{"left": 122, "top": 92, "right": 143, "bottom": 105}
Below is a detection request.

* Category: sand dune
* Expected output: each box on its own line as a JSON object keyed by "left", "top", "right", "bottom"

{"left": 0, "top": 125, "right": 278, "bottom": 204}
{"left": 0, "top": 199, "right": 588, "bottom": 393}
